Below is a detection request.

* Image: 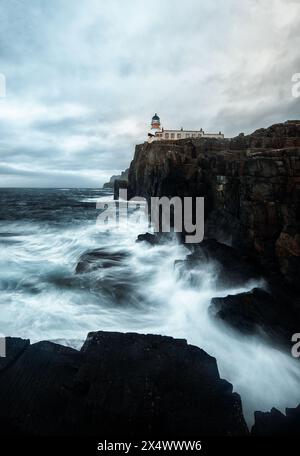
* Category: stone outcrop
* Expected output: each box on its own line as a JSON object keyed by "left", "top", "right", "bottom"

{"left": 176, "top": 239, "right": 262, "bottom": 290}
{"left": 0, "top": 332, "right": 248, "bottom": 436}
{"left": 210, "top": 288, "right": 299, "bottom": 348}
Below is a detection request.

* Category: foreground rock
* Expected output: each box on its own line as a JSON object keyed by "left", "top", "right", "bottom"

{"left": 0, "top": 332, "right": 248, "bottom": 436}
{"left": 210, "top": 288, "right": 300, "bottom": 348}
{"left": 252, "top": 404, "right": 300, "bottom": 435}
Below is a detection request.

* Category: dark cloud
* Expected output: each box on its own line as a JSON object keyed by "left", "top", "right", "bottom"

{"left": 0, "top": 0, "right": 299, "bottom": 187}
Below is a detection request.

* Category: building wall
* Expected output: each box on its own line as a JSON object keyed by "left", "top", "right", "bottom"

{"left": 151, "top": 129, "right": 224, "bottom": 141}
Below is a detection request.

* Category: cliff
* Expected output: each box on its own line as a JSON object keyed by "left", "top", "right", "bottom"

{"left": 125, "top": 121, "right": 300, "bottom": 348}
{"left": 127, "top": 121, "right": 300, "bottom": 282}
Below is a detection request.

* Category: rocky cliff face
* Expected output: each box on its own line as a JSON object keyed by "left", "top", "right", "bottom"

{"left": 127, "top": 121, "right": 300, "bottom": 285}
{"left": 125, "top": 121, "right": 300, "bottom": 349}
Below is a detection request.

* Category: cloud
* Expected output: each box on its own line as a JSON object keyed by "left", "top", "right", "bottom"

{"left": 0, "top": 0, "right": 299, "bottom": 187}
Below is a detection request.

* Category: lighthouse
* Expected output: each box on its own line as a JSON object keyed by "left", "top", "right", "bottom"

{"left": 147, "top": 112, "right": 224, "bottom": 142}
{"left": 148, "top": 113, "right": 162, "bottom": 142}
{"left": 147, "top": 113, "right": 224, "bottom": 142}
{"left": 151, "top": 113, "right": 161, "bottom": 131}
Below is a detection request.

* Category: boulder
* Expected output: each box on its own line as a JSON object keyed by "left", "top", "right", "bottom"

{"left": 0, "top": 332, "right": 248, "bottom": 436}
{"left": 136, "top": 232, "right": 160, "bottom": 245}
{"left": 136, "top": 232, "right": 176, "bottom": 246}
{"left": 210, "top": 288, "right": 300, "bottom": 348}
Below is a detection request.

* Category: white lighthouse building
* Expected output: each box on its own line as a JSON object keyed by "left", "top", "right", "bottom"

{"left": 148, "top": 113, "right": 224, "bottom": 142}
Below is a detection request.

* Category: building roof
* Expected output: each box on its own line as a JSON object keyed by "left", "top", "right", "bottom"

{"left": 159, "top": 129, "right": 203, "bottom": 133}
{"left": 152, "top": 113, "right": 160, "bottom": 121}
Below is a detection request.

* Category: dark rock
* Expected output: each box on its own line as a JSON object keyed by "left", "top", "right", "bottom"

{"left": 75, "top": 248, "right": 129, "bottom": 274}
{"left": 177, "top": 239, "right": 262, "bottom": 289}
{"left": 275, "top": 223, "right": 300, "bottom": 286}
{"left": 252, "top": 404, "right": 300, "bottom": 436}
{"left": 0, "top": 337, "right": 29, "bottom": 372}
{"left": 75, "top": 249, "right": 135, "bottom": 303}
{"left": 0, "top": 332, "right": 248, "bottom": 436}
{"left": 136, "top": 232, "right": 160, "bottom": 245}
{"left": 114, "top": 179, "right": 128, "bottom": 200}
{"left": 210, "top": 288, "right": 300, "bottom": 348}
{"left": 136, "top": 232, "right": 176, "bottom": 245}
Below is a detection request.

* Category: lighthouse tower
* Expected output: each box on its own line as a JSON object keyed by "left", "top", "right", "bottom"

{"left": 151, "top": 113, "right": 161, "bottom": 131}
{"left": 148, "top": 113, "right": 162, "bottom": 142}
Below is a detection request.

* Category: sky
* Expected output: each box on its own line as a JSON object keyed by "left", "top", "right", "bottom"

{"left": 0, "top": 0, "right": 299, "bottom": 187}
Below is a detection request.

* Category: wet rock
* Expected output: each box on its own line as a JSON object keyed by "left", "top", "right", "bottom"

{"left": 75, "top": 249, "right": 139, "bottom": 304}
{"left": 75, "top": 248, "right": 129, "bottom": 274}
{"left": 178, "top": 239, "right": 262, "bottom": 289}
{"left": 136, "top": 232, "right": 176, "bottom": 245}
{"left": 0, "top": 332, "right": 248, "bottom": 436}
{"left": 210, "top": 288, "right": 300, "bottom": 348}
{"left": 136, "top": 232, "right": 160, "bottom": 245}
{"left": 252, "top": 404, "right": 300, "bottom": 436}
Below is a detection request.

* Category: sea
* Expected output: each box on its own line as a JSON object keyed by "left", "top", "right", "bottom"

{"left": 0, "top": 187, "right": 300, "bottom": 426}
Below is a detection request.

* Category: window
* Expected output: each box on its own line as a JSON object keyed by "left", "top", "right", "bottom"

{"left": 192, "top": 134, "right": 196, "bottom": 138}
{"left": 186, "top": 133, "right": 190, "bottom": 138}
{"left": 165, "top": 133, "right": 169, "bottom": 139}
{"left": 177, "top": 133, "right": 181, "bottom": 139}
{"left": 171, "top": 133, "right": 175, "bottom": 139}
